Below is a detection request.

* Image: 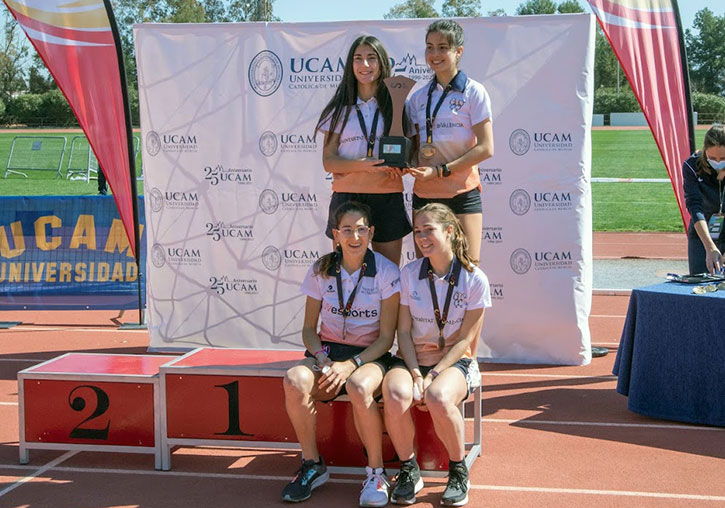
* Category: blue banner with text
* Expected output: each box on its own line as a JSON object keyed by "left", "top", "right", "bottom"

{"left": 0, "top": 196, "right": 145, "bottom": 310}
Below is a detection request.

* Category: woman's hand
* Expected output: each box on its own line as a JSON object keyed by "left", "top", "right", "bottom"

{"left": 408, "top": 166, "right": 437, "bottom": 181}
{"left": 317, "top": 359, "right": 355, "bottom": 396}
{"left": 705, "top": 247, "right": 724, "bottom": 274}
{"left": 412, "top": 374, "right": 426, "bottom": 410}
{"left": 359, "top": 158, "right": 387, "bottom": 173}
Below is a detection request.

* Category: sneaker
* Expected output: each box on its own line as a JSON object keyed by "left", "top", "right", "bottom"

{"left": 440, "top": 461, "right": 470, "bottom": 506}
{"left": 390, "top": 459, "right": 423, "bottom": 505}
{"left": 360, "top": 466, "right": 390, "bottom": 507}
{"left": 282, "top": 457, "right": 329, "bottom": 503}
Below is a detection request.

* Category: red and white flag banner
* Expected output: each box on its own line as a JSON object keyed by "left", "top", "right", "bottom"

{"left": 3, "top": 0, "right": 138, "bottom": 256}
{"left": 587, "top": 0, "right": 692, "bottom": 229}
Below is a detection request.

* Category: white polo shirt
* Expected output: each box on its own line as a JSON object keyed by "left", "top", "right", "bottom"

{"left": 400, "top": 257, "right": 491, "bottom": 366}
{"left": 318, "top": 96, "right": 403, "bottom": 194}
{"left": 301, "top": 249, "right": 401, "bottom": 347}
{"left": 405, "top": 71, "right": 492, "bottom": 198}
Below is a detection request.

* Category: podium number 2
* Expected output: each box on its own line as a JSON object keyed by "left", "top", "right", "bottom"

{"left": 68, "top": 385, "right": 111, "bottom": 440}
{"left": 215, "top": 381, "right": 253, "bottom": 436}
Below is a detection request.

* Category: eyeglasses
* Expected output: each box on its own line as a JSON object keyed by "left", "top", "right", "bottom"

{"left": 336, "top": 226, "right": 370, "bottom": 237}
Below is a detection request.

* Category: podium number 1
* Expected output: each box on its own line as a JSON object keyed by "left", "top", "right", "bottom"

{"left": 68, "top": 385, "right": 111, "bottom": 440}
{"left": 215, "top": 381, "right": 253, "bottom": 436}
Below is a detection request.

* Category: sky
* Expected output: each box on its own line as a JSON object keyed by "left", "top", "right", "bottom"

{"left": 275, "top": 1, "right": 716, "bottom": 33}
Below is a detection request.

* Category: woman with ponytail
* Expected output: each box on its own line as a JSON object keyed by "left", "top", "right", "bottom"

{"left": 282, "top": 201, "right": 400, "bottom": 507}
{"left": 382, "top": 203, "right": 490, "bottom": 507}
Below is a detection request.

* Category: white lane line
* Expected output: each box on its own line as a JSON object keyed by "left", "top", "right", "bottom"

{"left": 0, "top": 464, "right": 721, "bottom": 501}
{"left": 0, "top": 358, "right": 42, "bottom": 363}
{"left": 0, "top": 451, "right": 77, "bottom": 499}
{"left": 1, "top": 327, "right": 147, "bottom": 333}
{"left": 483, "top": 373, "right": 617, "bottom": 379}
{"left": 480, "top": 418, "right": 725, "bottom": 432}
{"left": 0, "top": 402, "right": 18, "bottom": 406}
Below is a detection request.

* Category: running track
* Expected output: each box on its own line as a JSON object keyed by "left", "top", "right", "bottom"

{"left": 1, "top": 233, "right": 722, "bottom": 508}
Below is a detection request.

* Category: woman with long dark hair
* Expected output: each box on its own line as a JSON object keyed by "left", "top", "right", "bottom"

{"left": 315, "top": 35, "right": 411, "bottom": 265}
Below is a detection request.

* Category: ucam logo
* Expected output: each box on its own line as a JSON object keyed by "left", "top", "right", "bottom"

{"left": 509, "top": 189, "right": 531, "bottom": 216}
{"left": 259, "top": 131, "right": 278, "bottom": 157}
{"left": 532, "top": 131, "right": 574, "bottom": 152}
{"left": 259, "top": 189, "right": 279, "bottom": 214}
{"left": 288, "top": 55, "right": 344, "bottom": 90}
{"left": 533, "top": 191, "right": 573, "bottom": 211}
{"left": 151, "top": 243, "right": 202, "bottom": 267}
{"left": 284, "top": 249, "right": 320, "bottom": 267}
{"left": 279, "top": 133, "right": 318, "bottom": 154}
{"left": 209, "top": 275, "right": 258, "bottom": 296}
{"left": 162, "top": 190, "right": 200, "bottom": 210}
{"left": 145, "top": 130, "right": 198, "bottom": 155}
{"left": 510, "top": 248, "right": 532, "bottom": 275}
{"left": 249, "top": 50, "right": 283, "bottom": 97}
{"left": 205, "top": 222, "right": 254, "bottom": 242}
{"left": 480, "top": 168, "right": 502, "bottom": 186}
{"left": 509, "top": 129, "right": 531, "bottom": 156}
{"left": 149, "top": 187, "right": 164, "bottom": 212}
{"left": 262, "top": 246, "right": 282, "bottom": 271}
{"left": 204, "top": 165, "right": 252, "bottom": 186}
{"left": 491, "top": 283, "right": 504, "bottom": 300}
{"left": 281, "top": 192, "right": 318, "bottom": 210}
{"left": 534, "top": 250, "right": 574, "bottom": 270}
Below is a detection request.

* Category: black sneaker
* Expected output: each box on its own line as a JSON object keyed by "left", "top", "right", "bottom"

{"left": 440, "top": 461, "right": 470, "bottom": 506}
{"left": 282, "top": 457, "right": 329, "bottom": 503}
{"left": 390, "top": 458, "right": 423, "bottom": 505}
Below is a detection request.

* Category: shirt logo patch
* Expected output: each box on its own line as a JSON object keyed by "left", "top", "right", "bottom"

{"left": 410, "top": 290, "right": 421, "bottom": 301}
{"left": 327, "top": 284, "right": 335, "bottom": 293}
{"left": 449, "top": 97, "right": 465, "bottom": 113}
{"left": 453, "top": 291, "right": 466, "bottom": 309}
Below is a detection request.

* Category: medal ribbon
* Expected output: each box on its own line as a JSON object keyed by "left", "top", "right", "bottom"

{"left": 425, "top": 257, "right": 461, "bottom": 350}
{"left": 335, "top": 253, "right": 368, "bottom": 340}
{"left": 425, "top": 80, "right": 453, "bottom": 144}
{"left": 355, "top": 106, "right": 381, "bottom": 158}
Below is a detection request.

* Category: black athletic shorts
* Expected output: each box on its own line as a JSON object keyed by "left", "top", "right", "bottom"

{"left": 325, "top": 192, "right": 412, "bottom": 242}
{"left": 412, "top": 187, "right": 482, "bottom": 215}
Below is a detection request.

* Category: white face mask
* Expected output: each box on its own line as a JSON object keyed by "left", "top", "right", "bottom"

{"left": 708, "top": 159, "right": 725, "bottom": 171}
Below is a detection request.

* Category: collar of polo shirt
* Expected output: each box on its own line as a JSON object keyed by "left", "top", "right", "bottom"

{"left": 429, "top": 70, "right": 468, "bottom": 94}
{"left": 327, "top": 248, "right": 378, "bottom": 277}
{"left": 418, "top": 257, "right": 462, "bottom": 286}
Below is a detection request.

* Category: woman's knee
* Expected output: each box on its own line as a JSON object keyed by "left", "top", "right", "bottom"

{"left": 284, "top": 365, "right": 314, "bottom": 397}
{"left": 424, "top": 384, "right": 455, "bottom": 413}
{"left": 346, "top": 375, "right": 377, "bottom": 406}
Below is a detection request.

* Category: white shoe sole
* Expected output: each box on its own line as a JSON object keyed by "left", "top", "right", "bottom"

{"left": 390, "top": 477, "right": 424, "bottom": 505}
{"left": 440, "top": 479, "right": 470, "bottom": 506}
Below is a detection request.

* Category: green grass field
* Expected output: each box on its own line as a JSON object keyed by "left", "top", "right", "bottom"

{"left": 0, "top": 128, "right": 704, "bottom": 232}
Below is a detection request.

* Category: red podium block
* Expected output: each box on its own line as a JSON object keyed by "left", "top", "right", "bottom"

{"left": 18, "top": 353, "right": 169, "bottom": 469}
{"left": 160, "top": 348, "right": 481, "bottom": 473}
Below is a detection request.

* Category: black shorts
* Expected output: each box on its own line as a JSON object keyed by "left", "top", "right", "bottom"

{"left": 412, "top": 188, "right": 482, "bottom": 215}
{"left": 390, "top": 356, "right": 480, "bottom": 398}
{"left": 325, "top": 192, "right": 412, "bottom": 242}
{"left": 304, "top": 341, "right": 394, "bottom": 399}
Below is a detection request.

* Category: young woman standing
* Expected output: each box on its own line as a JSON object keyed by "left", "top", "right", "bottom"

{"left": 406, "top": 20, "right": 494, "bottom": 264}
{"left": 282, "top": 201, "right": 400, "bottom": 507}
{"left": 383, "top": 203, "right": 491, "bottom": 506}
{"left": 316, "top": 35, "right": 411, "bottom": 265}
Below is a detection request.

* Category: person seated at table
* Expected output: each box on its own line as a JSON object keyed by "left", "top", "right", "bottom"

{"left": 382, "top": 203, "right": 491, "bottom": 506}
{"left": 282, "top": 201, "right": 400, "bottom": 507}
{"left": 682, "top": 124, "right": 725, "bottom": 274}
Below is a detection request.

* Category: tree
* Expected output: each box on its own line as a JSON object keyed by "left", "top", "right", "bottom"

{"left": 384, "top": 0, "right": 438, "bottom": 19}
{"left": 515, "top": 0, "right": 557, "bottom": 15}
{"left": 685, "top": 8, "right": 725, "bottom": 96}
{"left": 0, "top": 11, "right": 29, "bottom": 102}
{"left": 487, "top": 9, "right": 507, "bottom": 16}
{"left": 441, "top": 0, "right": 481, "bottom": 18}
{"left": 557, "top": 0, "right": 584, "bottom": 14}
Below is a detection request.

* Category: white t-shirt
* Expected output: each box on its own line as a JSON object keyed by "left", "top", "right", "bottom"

{"left": 405, "top": 71, "right": 492, "bottom": 198}
{"left": 301, "top": 249, "right": 401, "bottom": 347}
{"left": 400, "top": 257, "right": 491, "bottom": 366}
{"left": 318, "top": 96, "right": 403, "bottom": 193}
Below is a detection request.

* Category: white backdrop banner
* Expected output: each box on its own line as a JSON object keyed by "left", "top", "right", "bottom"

{"left": 135, "top": 14, "right": 595, "bottom": 365}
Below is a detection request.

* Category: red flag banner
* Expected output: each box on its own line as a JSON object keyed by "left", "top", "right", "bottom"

{"left": 587, "top": 0, "right": 692, "bottom": 229}
{"left": 3, "top": 0, "right": 138, "bottom": 257}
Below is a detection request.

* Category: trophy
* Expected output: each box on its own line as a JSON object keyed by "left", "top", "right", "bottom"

{"left": 378, "top": 76, "right": 415, "bottom": 168}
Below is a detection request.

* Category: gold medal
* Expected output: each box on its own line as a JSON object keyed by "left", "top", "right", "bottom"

{"left": 419, "top": 143, "right": 437, "bottom": 160}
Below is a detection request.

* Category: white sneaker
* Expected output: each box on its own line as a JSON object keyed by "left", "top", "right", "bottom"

{"left": 360, "top": 466, "right": 390, "bottom": 507}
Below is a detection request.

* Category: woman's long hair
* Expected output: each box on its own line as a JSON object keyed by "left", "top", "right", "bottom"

{"left": 697, "top": 124, "right": 725, "bottom": 176}
{"left": 313, "top": 35, "right": 393, "bottom": 142}
{"left": 314, "top": 201, "right": 373, "bottom": 276}
{"left": 413, "top": 203, "right": 476, "bottom": 272}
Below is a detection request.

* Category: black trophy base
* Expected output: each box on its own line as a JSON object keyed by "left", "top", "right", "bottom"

{"left": 378, "top": 136, "right": 412, "bottom": 168}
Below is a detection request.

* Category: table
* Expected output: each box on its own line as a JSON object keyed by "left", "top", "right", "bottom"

{"left": 613, "top": 282, "right": 725, "bottom": 427}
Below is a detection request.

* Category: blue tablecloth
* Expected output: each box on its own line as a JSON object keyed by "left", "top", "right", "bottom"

{"left": 613, "top": 282, "right": 725, "bottom": 427}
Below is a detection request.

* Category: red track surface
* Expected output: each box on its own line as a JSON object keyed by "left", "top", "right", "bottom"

{"left": 1, "top": 233, "right": 722, "bottom": 508}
